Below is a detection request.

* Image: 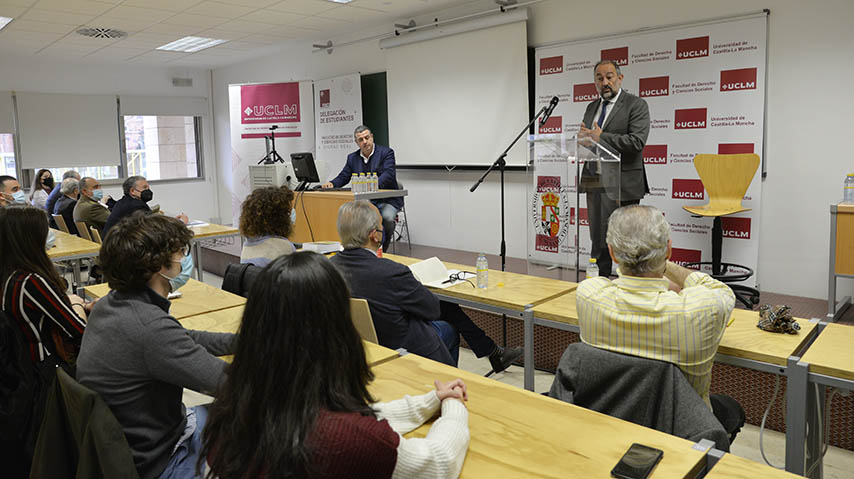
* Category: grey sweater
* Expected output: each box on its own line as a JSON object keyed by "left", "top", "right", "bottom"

{"left": 77, "top": 287, "right": 235, "bottom": 479}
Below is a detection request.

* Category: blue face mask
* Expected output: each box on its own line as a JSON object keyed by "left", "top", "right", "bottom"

{"left": 160, "top": 252, "right": 194, "bottom": 293}
{"left": 290, "top": 208, "right": 296, "bottom": 225}
{"left": 91, "top": 189, "right": 104, "bottom": 201}
{"left": 12, "top": 190, "right": 26, "bottom": 204}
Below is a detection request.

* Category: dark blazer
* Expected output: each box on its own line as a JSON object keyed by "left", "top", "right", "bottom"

{"left": 582, "top": 90, "right": 651, "bottom": 201}
{"left": 329, "top": 145, "right": 403, "bottom": 210}
{"left": 55, "top": 196, "right": 78, "bottom": 236}
{"left": 103, "top": 195, "right": 151, "bottom": 237}
{"left": 329, "top": 248, "right": 452, "bottom": 365}
{"left": 46, "top": 184, "right": 63, "bottom": 215}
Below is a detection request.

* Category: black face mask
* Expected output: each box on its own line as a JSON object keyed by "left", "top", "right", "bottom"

{"left": 43, "top": 178, "right": 54, "bottom": 189}
{"left": 140, "top": 189, "right": 153, "bottom": 203}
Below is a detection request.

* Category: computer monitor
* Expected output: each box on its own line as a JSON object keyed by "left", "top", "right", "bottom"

{"left": 290, "top": 152, "right": 319, "bottom": 190}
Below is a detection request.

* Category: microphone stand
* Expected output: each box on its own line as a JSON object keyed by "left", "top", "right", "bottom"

{"left": 470, "top": 104, "right": 548, "bottom": 354}
{"left": 257, "top": 125, "right": 285, "bottom": 164}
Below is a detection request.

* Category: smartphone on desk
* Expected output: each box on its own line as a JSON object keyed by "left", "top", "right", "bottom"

{"left": 611, "top": 443, "right": 663, "bottom": 479}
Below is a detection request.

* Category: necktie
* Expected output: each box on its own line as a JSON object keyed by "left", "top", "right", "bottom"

{"left": 597, "top": 100, "right": 610, "bottom": 128}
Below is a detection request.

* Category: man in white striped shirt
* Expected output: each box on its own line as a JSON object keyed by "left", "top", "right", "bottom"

{"left": 576, "top": 205, "right": 735, "bottom": 412}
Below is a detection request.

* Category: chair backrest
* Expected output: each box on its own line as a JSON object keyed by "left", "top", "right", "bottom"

{"left": 30, "top": 368, "right": 139, "bottom": 478}
{"left": 549, "top": 342, "right": 730, "bottom": 451}
{"left": 52, "top": 214, "right": 69, "bottom": 233}
{"left": 75, "top": 222, "right": 92, "bottom": 241}
{"left": 349, "top": 298, "right": 378, "bottom": 343}
{"left": 685, "top": 153, "right": 759, "bottom": 217}
{"left": 221, "top": 262, "right": 264, "bottom": 298}
{"left": 89, "top": 227, "right": 102, "bottom": 244}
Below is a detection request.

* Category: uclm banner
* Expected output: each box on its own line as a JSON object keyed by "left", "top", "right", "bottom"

{"left": 228, "top": 81, "right": 315, "bottom": 225}
{"left": 314, "top": 73, "right": 363, "bottom": 183}
{"left": 530, "top": 15, "right": 766, "bottom": 286}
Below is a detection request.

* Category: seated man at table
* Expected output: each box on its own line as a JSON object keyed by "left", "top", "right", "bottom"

{"left": 73, "top": 176, "right": 110, "bottom": 234}
{"left": 54, "top": 178, "right": 80, "bottom": 235}
{"left": 104, "top": 175, "right": 188, "bottom": 237}
{"left": 77, "top": 212, "right": 235, "bottom": 479}
{"left": 46, "top": 170, "right": 80, "bottom": 215}
{"left": 0, "top": 174, "right": 26, "bottom": 207}
{"left": 575, "top": 204, "right": 742, "bottom": 432}
{"left": 330, "top": 200, "right": 521, "bottom": 372}
{"left": 322, "top": 125, "right": 403, "bottom": 252}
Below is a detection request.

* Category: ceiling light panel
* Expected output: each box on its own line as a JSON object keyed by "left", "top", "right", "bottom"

{"left": 156, "top": 35, "right": 227, "bottom": 52}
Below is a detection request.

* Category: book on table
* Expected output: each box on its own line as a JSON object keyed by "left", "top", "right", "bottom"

{"left": 407, "top": 257, "right": 474, "bottom": 289}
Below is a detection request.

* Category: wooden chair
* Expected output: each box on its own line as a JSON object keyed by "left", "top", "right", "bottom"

{"left": 52, "top": 214, "right": 69, "bottom": 234}
{"left": 349, "top": 298, "right": 378, "bottom": 343}
{"left": 89, "top": 227, "right": 102, "bottom": 244}
{"left": 75, "top": 222, "right": 92, "bottom": 241}
{"left": 682, "top": 153, "right": 760, "bottom": 308}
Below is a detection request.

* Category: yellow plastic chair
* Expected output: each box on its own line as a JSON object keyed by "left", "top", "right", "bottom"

{"left": 52, "top": 214, "right": 69, "bottom": 234}
{"left": 349, "top": 298, "right": 378, "bottom": 344}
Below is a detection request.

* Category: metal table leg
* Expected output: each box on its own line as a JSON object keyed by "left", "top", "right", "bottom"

{"left": 73, "top": 259, "right": 82, "bottom": 294}
{"left": 785, "top": 357, "right": 809, "bottom": 475}
{"left": 523, "top": 306, "right": 534, "bottom": 391}
{"left": 194, "top": 242, "right": 204, "bottom": 282}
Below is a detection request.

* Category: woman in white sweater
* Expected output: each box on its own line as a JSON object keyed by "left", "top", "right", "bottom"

{"left": 201, "top": 252, "right": 470, "bottom": 479}
{"left": 29, "top": 168, "right": 54, "bottom": 210}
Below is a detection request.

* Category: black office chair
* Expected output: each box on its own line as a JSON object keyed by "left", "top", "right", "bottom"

{"left": 392, "top": 181, "right": 411, "bottom": 253}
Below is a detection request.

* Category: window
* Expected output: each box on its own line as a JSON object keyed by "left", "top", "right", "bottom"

{"left": 45, "top": 166, "right": 119, "bottom": 181}
{"left": 121, "top": 115, "right": 202, "bottom": 181}
{"left": 0, "top": 133, "right": 16, "bottom": 177}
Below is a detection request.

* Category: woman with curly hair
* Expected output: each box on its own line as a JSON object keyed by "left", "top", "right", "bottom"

{"left": 239, "top": 185, "right": 296, "bottom": 267}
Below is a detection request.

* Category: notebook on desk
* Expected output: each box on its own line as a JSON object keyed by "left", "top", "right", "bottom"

{"left": 408, "top": 257, "right": 474, "bottom": 289}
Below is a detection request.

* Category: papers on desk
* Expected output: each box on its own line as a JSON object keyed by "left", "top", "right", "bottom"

{"left": 408, "top": 257, "right": 474, "bottom": 289}
{"left": 187, "top": 220, "right": 209, "bottom": 227}
{"left": 302, "top": 241, "right": 343, "bottom": 254}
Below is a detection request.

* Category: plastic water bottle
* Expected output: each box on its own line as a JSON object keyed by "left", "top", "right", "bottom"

{"left": 476, "top": 253, "right": 488, "bottom": 289}
{"left": 586, "top": 258, "right": 599, "bottom": 278}
{"left": 845, "top": 173, "right": 854, "bottom": 204}
{"left": 358, "top": 173, "right": 366, "bottom": 193}
{"left": 350, "top": 173, "right": 357, "bottom": 191}
{"left": 371, "top": 172, "right": 379, "bottom": 192}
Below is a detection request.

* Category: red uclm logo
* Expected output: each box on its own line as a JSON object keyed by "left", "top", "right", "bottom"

{"left": 722, "top": 217, "right": 751, "bottom": 240}
{"left": 720, "top": 67, "right": 757, "bottom": 91}
{"left": 639, "top": 76, "right": 669, "bottom": 97}
{"left": 671, "top": 248, "right": 701, "bottom": 269}
{"left": 574, "top": 83, "right": 598, "bottom": 102}
{"left": 569, "top": 207, "right": 576, "bottom": 225}
{"left": 674, "top": 108, "right": 707, "bottom": 129}
{"left": 319, "top": 89, "right": 330, "bottom": 108}
{"left": 643, "top": 145, "right": 667, "bottom": 165}
{"left": 540, "top": 56, "right": 563, "bottom": 75}
{"left": 676, "top": 36, "right": 709, "bottom": 60}
{"left": 600, "top": 46, "right": 628, "bottom": 67}
{"left": 538, "top": 116, "right": 562, "bottom": 134}
{"left": 718, "top": 143, "right": 754, "bottom": 154}
{"left": 672, "top": 179, "right": 705, "bottom": 200}
{"left": 579, "top": 207, "right": 589, "bottom": 226}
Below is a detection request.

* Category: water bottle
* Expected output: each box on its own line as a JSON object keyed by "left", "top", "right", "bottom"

{"left": 845, "top": 173, "right": 854, "bottom": 204}
{"left": 476, "top": 253, "right": 488, "bottom": 289}
{"left": 358, "top": 173, "right": 366, "bottom": 193}
{"left": 586, "top": 258, "right": 599, "bottom": 278}
{"left": 371, "top": 172, "right": 379, "bottom": 192}
{"left": 350, "top": 173, "right": 357, "bottom": 191}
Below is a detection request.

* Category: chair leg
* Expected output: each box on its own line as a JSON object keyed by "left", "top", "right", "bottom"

{"left": 402, "top": 206, "right": 411, "bottom": 251}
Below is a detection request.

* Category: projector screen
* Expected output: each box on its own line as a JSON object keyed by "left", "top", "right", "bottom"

{"left": 386, "top": 16, "right": 529, "bottom": 167}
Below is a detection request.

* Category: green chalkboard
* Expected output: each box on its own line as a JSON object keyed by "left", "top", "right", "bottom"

{"left": 360, "top": 72, "right": 389, "bottom": 147}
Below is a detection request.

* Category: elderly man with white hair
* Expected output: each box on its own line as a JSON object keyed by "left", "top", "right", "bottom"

{"left": 575, "top": 205, "right": 739, "bottom": 427}
{"left": 54, "top": 177, "right": 80, "bottom": 235}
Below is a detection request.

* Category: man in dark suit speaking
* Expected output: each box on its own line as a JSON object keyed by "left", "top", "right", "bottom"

{"left": 323, "top": 125, "right": 402, "bottom": 252}
{"left": 578, "top": 60, "right": 651, "bottom": 277}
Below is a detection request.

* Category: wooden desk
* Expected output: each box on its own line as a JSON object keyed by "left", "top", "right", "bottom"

{"left": 180, "top": 305, "right": 399, "bottom": 366}
{"left": 48, "top": 229, "right": 101, "bottom": 287}
{"left": 717, "top": 309, "right": 817, "bottom": 367}
{"left": 800, "top": 323, "right": 854, "bottom": 382}
{"left": 83, "top": 279, "right": 246, "bottom": 320}
{"left": 383, "top": 253, "right": 577, "bottom": 390}
{"left": 187, "top": 222, "right": 240, "bottom": 282}
{"left": 369, "top": 353, "right": 709, "bottom": 478}
{"left": 292, "top": 189, "right": 408, "bottom": 243}
{"left": 706, "top": 454, "right": 804, "bottom": 478}
{"left": 828, "top": 203, "right": 854, "bottom": 319}
{"left": 532, "top": 291, "right": 578, "bottom": 327}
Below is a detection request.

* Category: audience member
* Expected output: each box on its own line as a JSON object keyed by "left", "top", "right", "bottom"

{"left": 0, "top": 175, "right": 25, "bottom": 207}
{"left": 0, "top": 206, "right": 90, "bottom": 471}
{"left": 330, "top": 200, "right": 522, "bottom": 371}
{"left": 77, "top": 212, "right": 235, "bottom": 479}
{"left": 202, "top": 251, "right": 469, "bottom": 479}
{"left": 54, "top": 178, "right": 80, "bottom": 235}
{"left": 103, "top": 175, "right": 188, "bottom": 237}
{"left": 575, "top": 205, "right": 739, "bottom": 425}
{"left": 73, "top": 176, "right": 110, "bottom": 234}
{"left": 46, "top": 170, "right": 80, "bottom": 215}
{"left": 238, "top": 185, "right": 296, "bottom": 267}
{"left": 29, "top": 168, "right": 54, "bottom": 210}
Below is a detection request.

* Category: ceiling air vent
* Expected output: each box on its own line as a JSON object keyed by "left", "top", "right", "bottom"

{"left": 76, "top": 27, "right": 128, "bottom": 39}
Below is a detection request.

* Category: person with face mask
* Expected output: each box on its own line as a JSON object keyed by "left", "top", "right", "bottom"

{"left": 73, "top": 177, "right": 110, "bottom": 234}
{"left": 104, "top": 175, "right": 189, "bottom": 238}
{"left": 0, "top": 175, "right": 27, "bottom": 207}
{"left": 29, "top": 168, "right": 54, "bottom": 210}
{"left": 238, "top": 185, "right": 297, "bottom": 267}
{"left": 54, "top": 178, "right": 80, "bottom": 235}
{"left": 77, "top": 211, "right": 235, "bottom": 479}
{"left": 45, "top": 170, "right": 81, "bottom": 215}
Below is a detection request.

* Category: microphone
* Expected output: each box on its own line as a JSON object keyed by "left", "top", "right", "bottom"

{"left": 539, "top": 96, "right": 559, "bottom": 126}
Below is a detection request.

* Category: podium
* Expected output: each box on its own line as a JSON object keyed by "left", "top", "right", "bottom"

{"left": 291, "top": 189, "right": 408, "bottom": 243}
{"left": 526, "top": 134, "right": 620, "bottom": 280}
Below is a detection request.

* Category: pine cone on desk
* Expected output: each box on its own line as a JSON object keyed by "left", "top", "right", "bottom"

{"left": 756, "top": 304, "right": 801, "bottom": 334}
